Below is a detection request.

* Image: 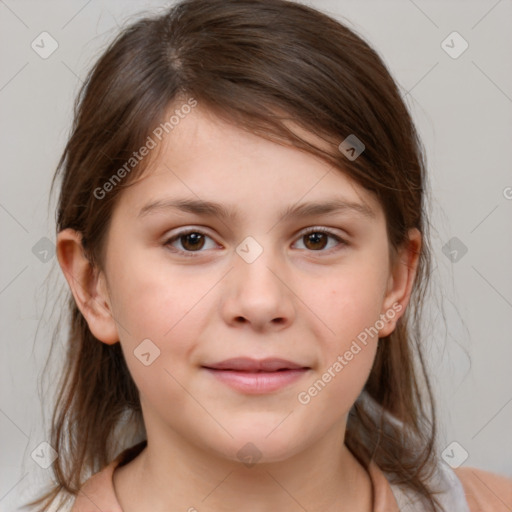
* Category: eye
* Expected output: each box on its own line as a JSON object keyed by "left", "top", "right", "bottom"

{"left": 164, "top": 229, "right": 218, "bottom": 257}
{"left": 293, "top": 227, "right": 347, "bottom": 253}
{"left": 164, "top": 226, "right": 348, "bottom": 258}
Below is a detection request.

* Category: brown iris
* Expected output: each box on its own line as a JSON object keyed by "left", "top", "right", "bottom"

{"left": 180, "top": 232, "right": 206, "bottom": 251}
{"left": 178, "top": 231, "right": 330, "bottom": 252}
{"left": 303, "top": 232, "right": 328, "bottom": 250}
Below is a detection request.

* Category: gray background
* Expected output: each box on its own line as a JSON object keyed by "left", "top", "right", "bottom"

{"left": 1, "top": 0, "right": 511, "bottom": 509}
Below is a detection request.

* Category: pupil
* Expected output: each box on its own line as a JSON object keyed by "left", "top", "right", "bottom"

{"left": 306, "top": 233, "right": 327, "bottom": 250}
{"left": 180, "top": 233, "right": 328, "bottom": 252}
{"left": 183, "top": 233, "right": 204, "bottom": 251}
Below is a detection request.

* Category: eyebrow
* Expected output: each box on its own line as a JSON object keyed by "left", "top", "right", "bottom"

{"left": 137, "top": 196, "right": 376, "bottom": 222}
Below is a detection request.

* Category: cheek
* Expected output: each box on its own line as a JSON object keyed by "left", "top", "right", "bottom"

{"left": 319, "top": 342, "right": 377, "bottom": 418}
{"left": 108, "top": 248, "right": 196, "bottom": 336}
{"left": 311, "top": 268, "right": 386, "bottom": 344}
{"left": 109, "top": 252, "right": 221, "bottom": 357}
{"left": 300, "top": 270, "right": 383, "bottom": 408}
{"left": 106, "top": 269, "right": 200, "bottom": 396}
{"left": 296, "top": 332, "right": 378, "bottom": 429}
{"left": 113, "top": 272, "right": 202, "bottom": 413}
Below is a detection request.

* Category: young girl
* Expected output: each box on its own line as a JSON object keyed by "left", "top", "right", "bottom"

{"left": 25, "top": 0, "right": 511, "bottom": 511}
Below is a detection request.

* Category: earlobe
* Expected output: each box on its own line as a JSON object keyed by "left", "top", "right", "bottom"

{"left": 378, "top": 228, "right": 422, "bottom": 338}
{"left": 56, "top": 228, "right": 119, "bottom": 345}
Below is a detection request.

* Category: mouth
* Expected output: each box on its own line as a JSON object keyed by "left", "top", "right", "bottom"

{"left": 202, "top": 357, "right": 310, "bottom": 372}
{"left": 201, "top": 357, "right": 311, "bottom": 394}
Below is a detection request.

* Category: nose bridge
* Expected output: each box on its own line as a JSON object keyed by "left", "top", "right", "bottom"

{"left": 235, "top": 233, "right": 282, "bottom": 291}
{"left": 223, "top": 233, "right": 294, "bottom": 326}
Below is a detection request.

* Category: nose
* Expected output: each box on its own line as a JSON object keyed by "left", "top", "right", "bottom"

{"left": 220, "top": 241, "right": 295, "bottom": 332}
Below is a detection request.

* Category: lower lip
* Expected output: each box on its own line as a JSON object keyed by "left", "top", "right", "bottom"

{"left": 202, "top": 368, "right": 309, "bottom": 394}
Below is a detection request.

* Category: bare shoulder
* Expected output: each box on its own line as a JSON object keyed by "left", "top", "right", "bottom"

{"left": 454, "top": 465, "right": 512, "bottom": 512}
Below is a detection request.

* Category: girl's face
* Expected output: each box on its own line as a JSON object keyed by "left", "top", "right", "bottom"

{"left": 80, "top": 106, "right": 418, "bottom": 463}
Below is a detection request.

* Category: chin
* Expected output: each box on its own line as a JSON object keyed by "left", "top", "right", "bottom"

{"left": 210, "top": 432, "right": 305, "bottom": 466}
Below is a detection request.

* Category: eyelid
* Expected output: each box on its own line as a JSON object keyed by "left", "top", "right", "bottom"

{"left": 163, "top": 227, "right": 219, "bottom": 257}
{"left": 296, "top": 225, "right": 346, "bottom": 238}
{"left": 163, "top": 225, "right": 348, "bottom": 257}
{"left": 294, "top": 226, "right": 349, "bottom": 252}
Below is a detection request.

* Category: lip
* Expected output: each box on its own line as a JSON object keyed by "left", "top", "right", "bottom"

{"left": 202, "top": 357, "right": 308, "bottom": 372}
{"left": 201, "top": 357, "right": 311, "bottom": 394}
{"left": 202, "top": 367, "right": 310, "bottom": 394}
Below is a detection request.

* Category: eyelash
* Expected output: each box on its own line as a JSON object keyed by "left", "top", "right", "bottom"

{"left": 163, "top": 227, "right": 348, "bottom": 258}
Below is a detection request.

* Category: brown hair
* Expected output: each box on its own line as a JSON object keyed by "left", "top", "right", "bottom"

{"left": 25, "top": 0, "right": 444, "bottom": 510}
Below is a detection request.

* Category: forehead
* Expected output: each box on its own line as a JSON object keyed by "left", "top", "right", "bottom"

{"left": 115, "top": 105, "right": 384, "bottom": 224}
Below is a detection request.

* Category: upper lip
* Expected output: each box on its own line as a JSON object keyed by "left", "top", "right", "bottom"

{"left": 202, "top": 357, "right": 309, "bottom": 372}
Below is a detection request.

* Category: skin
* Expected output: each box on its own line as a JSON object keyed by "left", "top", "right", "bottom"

{"left": 57, "top": 105, "right": 421, "bottom": 512}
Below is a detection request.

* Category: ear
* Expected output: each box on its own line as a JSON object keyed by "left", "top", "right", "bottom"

{"left": 56, "top": 228, "right": 119, "bottom": 345}
{"left": 378, "top": 228, "right": 422, "bottom": 338}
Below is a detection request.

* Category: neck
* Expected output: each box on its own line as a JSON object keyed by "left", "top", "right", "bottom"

{"left": 114, "top": 422, "right": 373, "bottom": 512}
